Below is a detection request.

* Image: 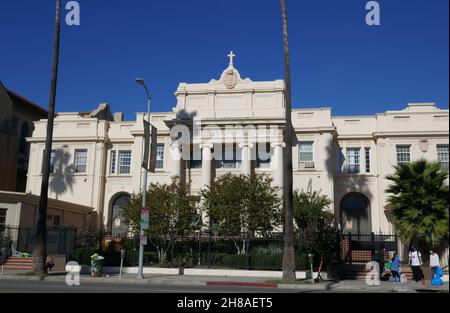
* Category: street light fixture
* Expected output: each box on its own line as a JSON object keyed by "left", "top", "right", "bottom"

{"left": 135, "top": 78, "right": 151, "bottom": 279}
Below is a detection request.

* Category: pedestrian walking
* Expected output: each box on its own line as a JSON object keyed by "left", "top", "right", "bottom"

{"left": 409, "top": 247, "right": 423, "bottom": 282}
{"left": 390, "top": 253, "right": 401, "bottom": 283}
{"left": 429, "top": 249, "right": 440, "bottom": 279}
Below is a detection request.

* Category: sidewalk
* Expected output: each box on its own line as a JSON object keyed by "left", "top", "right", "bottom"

{"left": 1, "top": 271, "right": 448, "bottom": 292}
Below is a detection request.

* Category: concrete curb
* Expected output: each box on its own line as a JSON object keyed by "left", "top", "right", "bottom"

{"left": 1, "top": 275, "right": 447, "bottom": 292}
{"left": 102, "top": 266, "right": 320, "bottom": 279}
{"left": 206, "top": 281, "right": 277, "bottom": 288}
{"left": 0, "top": 274, "right": 331, "bottom": 290}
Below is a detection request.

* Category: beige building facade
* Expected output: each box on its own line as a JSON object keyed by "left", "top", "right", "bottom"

{"left": 0, "top": 82, "right": 47, "bottom": 192}
{"left": 24, "top": 59, "right": 449, "bottom": 235}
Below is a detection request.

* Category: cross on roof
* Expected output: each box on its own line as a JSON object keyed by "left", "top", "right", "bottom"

{"left": 228, "top": 51, "right": 236, "bottom": 66}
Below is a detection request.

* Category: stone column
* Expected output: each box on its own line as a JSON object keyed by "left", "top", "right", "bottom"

{"left": 239, "top": 143, "right": 253, "bottom": 176}
{"left": 170, "top": 142, "right": 182, "bottom": 178}
{"left": 271, "top": 142, "right": 286, "bottom": 192}
{"left": 200, "top": 143, "right": 213, "bottom": 190}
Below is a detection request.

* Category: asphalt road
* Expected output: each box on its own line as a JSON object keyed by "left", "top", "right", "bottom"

{"left": 0, "top": 279, "right": 304, "bottom": 293}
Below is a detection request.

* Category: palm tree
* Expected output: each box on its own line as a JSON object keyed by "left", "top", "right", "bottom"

{"left": 280, "top": 0, "right": 296, "bottom": 280}
{"left": 386, "top": 159, "right": 449, "bottom": 248}
{"left": 33, "top": 0, "right": 62, "bottom": 274}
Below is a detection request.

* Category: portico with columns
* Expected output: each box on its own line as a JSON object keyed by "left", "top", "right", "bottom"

{"left": 164, "top": 52, "right": 288, "bottom": 194}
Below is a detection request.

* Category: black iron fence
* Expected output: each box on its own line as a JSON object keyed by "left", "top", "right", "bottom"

{"left": 2, "top": 225, "right": 448, "bottom": 272}
{"left": 69, "top": 234, "right": 296, "bottom": 270}
{"left": 0, "top": 226, "right": 77, "bottom": 262}
{"left": 340, "top": 232, "right": 398, "bottom": 265}
{"left": 339, "top": 232, "right": 449, "bottom": 268}
{"left": 69, "top": 229, "right": 342, "bottom": 271}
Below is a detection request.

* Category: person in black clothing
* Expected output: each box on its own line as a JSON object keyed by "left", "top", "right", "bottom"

{"left": 374, "top": 245, "right": 386, "bottom": 280}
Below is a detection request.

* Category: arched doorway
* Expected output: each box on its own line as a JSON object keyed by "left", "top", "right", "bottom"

{"left": 340, "top": 193, "right": 371, "bottom": 234}
{"left": 110, "top": 193, "right": 130, "bottom": 235}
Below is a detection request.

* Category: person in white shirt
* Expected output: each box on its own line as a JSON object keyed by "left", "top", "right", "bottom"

{"left": 429, "top": 249, "right": 440, "bottom": 279}
{"left": 409, "top": 247, "right": 423, "bottom": 282}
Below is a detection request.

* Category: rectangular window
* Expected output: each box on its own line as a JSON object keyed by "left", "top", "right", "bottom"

{"left": 110, "top": 151, "right": 116, "bottom": 174}
{"left": 74, "top": 149, "right": 88, "bottom": 173}
{"left": 46, "top": 215, "right": 61, "bottom": 230}
{"left": 299, "top": 142, "right": 314, "bottom": 162}
{"left": 156, "top": 144, "right": 165, "bottom": 169}
{"left": 396, "top": 145, "right": 411, "bottom": 164}
{"left": 365, "top": 147, "right": 371, "bottom": 174}
{"left": 0, "top": 208, "right": 6, "bottom": 233}
{"left": 41, "top": 150, "right": 56, "bottom": 174}
{"left": 256, "top": 143, "right": 271, "bottom": 168}
{"left": 217, "top": 144, "right": 241, "bottom": 169}
{"left": 299, "top": 141, "right": 314, "bottom": 169}
{"left": 437, "top": 144, "right": 449, "bottom": 171}
{"left": 118, "top": 150, "right": 132, "bottom": 174}
{"left": 347, "top": 148, "right": 360, "bottom": 174}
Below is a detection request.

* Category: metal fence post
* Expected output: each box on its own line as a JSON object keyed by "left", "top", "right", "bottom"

{"left": 207, "top": 234, "right": 211, "bottom": 268}
{"left": 371, "top": 232, "right": 376, "bottom": 259}
{"left": 348, "top": 232, "right": 352, "bottom": 266}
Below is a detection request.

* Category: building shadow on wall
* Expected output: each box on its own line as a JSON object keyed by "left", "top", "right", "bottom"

{"left": 323, "top": 138, "right": 375, "bottom": 232}
{"left": 174, "top": 109, "right": 199, "bottom": 193}
{"left": 49, "top": 149, "right": 75, "bottom": 200}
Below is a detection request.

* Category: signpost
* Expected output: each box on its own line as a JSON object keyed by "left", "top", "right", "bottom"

{"left": 142, "top": 120, "right": 150, "bottom": 170}
{"left": 119, "top": 249, "right": 125, "bottom": 279}
{"left": 140, "top": 235, "right": 148, "bottom": 246}
{"left": 142, "top": 120, "right": 157, "bottom": 173}
{"left": 141, "top": 207, "right": 149, "bottom": 230}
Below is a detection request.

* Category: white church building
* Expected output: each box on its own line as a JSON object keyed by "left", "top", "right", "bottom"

{"left": 24, "top": 55, "right": 449, "bottom": 235}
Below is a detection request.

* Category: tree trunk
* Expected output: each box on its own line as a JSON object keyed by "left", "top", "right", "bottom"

{"left": 280, "top": 0, "right": 296, "bottom": 280}
{"left": 33, "top": 0, "right": 61, "bottom": 274}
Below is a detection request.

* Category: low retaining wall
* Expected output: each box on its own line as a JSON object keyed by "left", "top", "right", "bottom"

{"left": 102, "top": 266, "right": 322, "bottom": 279}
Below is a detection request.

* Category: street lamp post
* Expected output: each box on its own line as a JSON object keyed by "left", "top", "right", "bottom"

{"left": 135, "top": 78, "right": 151, "bottom": 279}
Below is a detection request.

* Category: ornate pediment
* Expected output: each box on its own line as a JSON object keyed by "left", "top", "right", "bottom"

{"left": 208, "top": 51, "right": 252, "bottom": 89}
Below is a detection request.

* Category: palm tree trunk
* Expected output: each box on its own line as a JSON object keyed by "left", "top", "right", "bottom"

{"left": 33, "top": 0, "right": 62, "bottom": 274}
{"left": 280, "top": 0, "right": 296, "bottom": 280}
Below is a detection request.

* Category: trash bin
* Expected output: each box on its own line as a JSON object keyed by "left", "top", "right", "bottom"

{"left": 90, "top": 253, "right": 104, "bottom": 277}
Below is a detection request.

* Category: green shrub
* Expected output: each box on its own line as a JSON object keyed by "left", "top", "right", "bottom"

{"left": 70, "top": 247, "right": 97, "bottom": 265}
{"left": 172, "top": 253, "right": 196, "bottom": 268}
{"left": 221, "top": 254, "right": 250, "bottom": 269}
{"left": 202, "top": 253, "right": 229, "bottom": 267}
{"left": 143, "top": 252, "right": 159, "bottom": 265}
{"left": 249, "top": 254, "right": 283, "bottom": 270}
{"left": 251, "top": 244, "right": 283, "bottom": 256}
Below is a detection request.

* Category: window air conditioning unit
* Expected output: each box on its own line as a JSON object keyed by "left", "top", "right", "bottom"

{"left": 300, "top": 162, "right": 315, "bottom": 169}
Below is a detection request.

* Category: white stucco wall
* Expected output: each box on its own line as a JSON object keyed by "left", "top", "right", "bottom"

{"left": 25, "top": 64, "right": 449, "bottom": 234}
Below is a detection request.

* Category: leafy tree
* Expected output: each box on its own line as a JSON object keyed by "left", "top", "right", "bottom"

{"left": 293, "top": 185, "right": 338, "bottom": 264}
{"left": 293, "top": 186, "right": 334, "bottom": 232}
{"left": 121, "top": 177, "right": 202, "bottom": 263}
{"left": 386, "top": 160, "right": 449, "bottom": 246}
{"left": 201, "top": 173, "right": 281, "bottom": 254}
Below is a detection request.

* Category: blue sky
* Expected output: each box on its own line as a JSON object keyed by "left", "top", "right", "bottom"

{"left": 1, "top": 0, "right": 448, "bottom": 120}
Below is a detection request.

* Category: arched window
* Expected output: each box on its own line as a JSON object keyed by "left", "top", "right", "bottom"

{"left": 19, "top": 122, "right": 29, "bottom": 154}
{"left": 110, "top": 194, "right": 130, "bottom": 235}
{"left": 340, "top": 193, "right": 371, "bottom": 234}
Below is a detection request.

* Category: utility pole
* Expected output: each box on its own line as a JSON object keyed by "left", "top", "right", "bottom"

{"left": 135, "top": 78, "right": 151, "bottom": 279}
